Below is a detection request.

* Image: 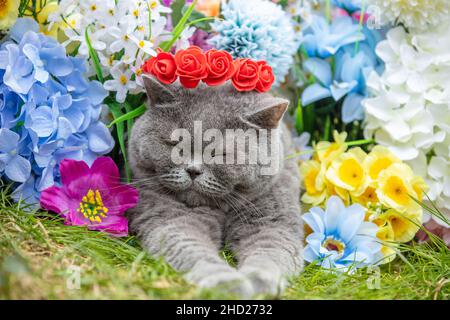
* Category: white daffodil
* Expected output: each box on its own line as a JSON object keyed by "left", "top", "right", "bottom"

{"left": 48, "top": 0, "right": 172, "bottom": 95}
{"left": 103, "top": 64, "right": 137, "bottom": 103}
{"left": 129, "top": 35, "right": 156, "bottom": 56}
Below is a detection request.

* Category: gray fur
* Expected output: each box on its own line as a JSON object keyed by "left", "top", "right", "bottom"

{"left": 128, "top": 75, "right": 303, "bottom": 298}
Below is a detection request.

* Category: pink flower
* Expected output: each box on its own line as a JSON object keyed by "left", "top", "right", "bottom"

{"left": 40, "top": 157, "right": 139, "bottom": 237}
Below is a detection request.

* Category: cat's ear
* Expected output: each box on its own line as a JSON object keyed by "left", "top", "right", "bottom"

{"left": 242, "top": 97, "right": 289, "bottom": 129}
{"left": 142, "top": 74, "right": 176, "bottom": 106}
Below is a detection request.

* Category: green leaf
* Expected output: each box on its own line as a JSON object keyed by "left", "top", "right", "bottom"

{"left": 160, "top": 0, "right": 198, "bottom": 52}
{"left": 85, "top": 25, "right": 104, "bottom": 83}
{"left": 107, "top": 104, "right": 146, "bottom": 129}
{"left": 108, "top": 102, "right": 131, "bottom": 182}
{"left": 170, "top": 0, "right": 186, "bottom": 27}
{"left": 294, "top": 98, "right": 304, "bottom": 134}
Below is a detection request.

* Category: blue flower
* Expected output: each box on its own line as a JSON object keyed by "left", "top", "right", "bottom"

{"left": 0, "top": 18, "right": 113, "bottom": 206}
{"left": 210, "top": 0, "right": 299, "bottom": 86}
{"left": 302, "top": 15, "right": 364, "bottom": 59}
{"left": 303, "top": 196, "right": 382, "bottom": 272}
{"left": 301, "top": 57, "right": 357, "bottom": 106}
{"left": 332, "top": 0, "right": 362, "bottom": 13}
{"left": 0, "top": 128, "right": 31, "bottom": 183}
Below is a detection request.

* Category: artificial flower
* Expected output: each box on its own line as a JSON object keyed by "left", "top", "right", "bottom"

{"left": 40, "top": 157, "right": 139, "bottom": 237}
{"left": 204, "top": 49, "right": 235, "bottom": 87}
{"left": 376, "top": 163, "right": 423, "bottom": 216}
{"left": 104, "top": 63, "right": 138, "bottom": 103}
{"left": 372, "top": 0, "right": 450, "bottom": 31}
{"left": 255, "top": 61, "right": 275, "bottom": 93}
{"left": 189, "top": 29, "right": 214, "bottom": 51}
{"left": 175, "top": 46, "right": 208, "bottom": 88}
{"left": 416, "top": 219, "right": 450, "bottom": 248}
{"left": 314, "top": 130, "right": 348, "bottom": 166}
{"left": 301, "top": 15, "right": 364, "bottom": 59}
{"left": 196, "top": 0, "right": 221, "bottom": 17}
{"left": 299, "top": 159, "right": 327, "bottom": 206}
{"left": 363, "top": 145, "right": 401, "bottom": 182}
{"left": 372, "top": 209, "right": 421, "bottom": 244}
{"left": 231, "top": 59, "right": 259, "bottom": 92}
{"left": 326, "top": 147, "right": 369, "bottom": 196}
{"left": 0, "top": 128, "right": 31, "bottom": 183}
{"left": 142, "top": 50, "right": 178, "bottom": 85}
{"left": 210, "top": 0, "right": 299, "bottom": 86}
{"left": 48, "top": 0, "right": 175, "bottom": 97}
{"left": 302, "top": 196, "right": 382, "bottom": 272}
{"left": 0, "top": 0, "right": 19, "bottom": 30}
{"left": 0, "top": 18, "right": 113, "bottom": 206}
{"left": 363, "top": 23, "right": 450, "bottom": 225}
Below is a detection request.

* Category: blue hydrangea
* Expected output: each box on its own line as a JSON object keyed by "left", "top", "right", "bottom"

{"left": 0, "top": 18, "right": 114, "bottom": 207}
{"left": 210, "top": 0, "right": 299, "bottom": 86}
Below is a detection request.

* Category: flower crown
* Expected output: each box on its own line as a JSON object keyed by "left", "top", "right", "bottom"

{"left": 141, "top": 46, "right": 275, "bottom": 93}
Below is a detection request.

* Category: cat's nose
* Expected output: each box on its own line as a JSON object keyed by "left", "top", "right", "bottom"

{"left": 186, "top": 166, "right": 202, "bottom": 180}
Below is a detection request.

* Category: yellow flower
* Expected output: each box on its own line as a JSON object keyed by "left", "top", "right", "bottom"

{"left": 326, "top": 147, "right": 369, "bottom": 196}
{"left": 353, "top": 185, "right": 379, "bottom": 208}
{"left": 0, "top": 0, "right": 20, "bottom": 30}
{"left": 373, "top": 209, "right": 420, "bottom": 243}
{"left": 24, "top": 0, "right": 62, "bottom": 38}
{"left": 375, "top": 224, "right": 397, "bottom": 263}
{"left": 299, "top": 160, "right": 327, "bottom": 206}
{"left": 376, "top": 163, "right": 423, "bottom": 216}
{"left": 364, "top": 146, "right": 401, "bottom": 182}
{"left": 314, "top": 131, "right": 348, "bottom": 167}
{"left": 196, "top": 0, "right": 221, "bottom": 17}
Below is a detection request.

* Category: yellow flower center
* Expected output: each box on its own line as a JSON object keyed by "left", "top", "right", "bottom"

{"left": 0, "top": 0, "right": 7, "bottom": 10}
{"left": 138, "top": 40, "right": 145, "bottom": 48}
{"left": 322, "top": 237, "right": 345, "bottom": 254}
{"left": 133, "top": 9, "right": 139, "bottom": 17}
{"left": 383, "top": 176, "right": 409, "bottom": 205}
{"left": 304, "top": 168, "right": 319, "bottom": 195}
{"left": 369, "top": 157, "right": 393, "bottom": 179}
{"left": 77, "top": 189, "right": 109, "bottom": 223}
{"left": 90, "top": 4, "right": 97, "bottom": 11}
{"left": 119, "top": 74, "right": 128, "bottom": 85}
{"left": 338, "top": 158, "right": 364, "bottom": 187}
{"left": 150, "top": 1, "right": 158, "bottom": 9}
{"left": 136, "top": 68, "right": 143, "bottom": 76}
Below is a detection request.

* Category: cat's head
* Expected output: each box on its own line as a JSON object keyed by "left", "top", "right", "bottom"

{"left": 129, "top": 75, "right": 289, "bottom": 205}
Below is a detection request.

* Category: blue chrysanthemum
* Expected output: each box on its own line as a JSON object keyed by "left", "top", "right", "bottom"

{"left": 0, "top": 18, "right": 114, "bottom": 207}
{"left": 210, "top": 0, "right": 299, "bottom": 86}
{"left": 303, "top": 196, "right": 383, "bottom": 272}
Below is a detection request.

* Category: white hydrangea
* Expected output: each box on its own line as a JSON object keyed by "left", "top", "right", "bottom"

{"left": 372, "top": 0, "right": 450, "bottom": 32}
{"left": 363, "top": 24, "right": 450, "bottom": 225}
{"left": 48, "top": 0, "right": 191, "bottom": 102}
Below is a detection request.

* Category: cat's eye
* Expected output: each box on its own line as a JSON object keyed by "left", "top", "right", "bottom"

{"left": 162, "top": 139, "right": 179, "bottom": 147}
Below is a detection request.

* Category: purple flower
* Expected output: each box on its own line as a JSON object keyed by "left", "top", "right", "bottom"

{"left": 40, "top": 157, "right": 139, "bottom": 237}
{"left": 189, "top": 29, "right": 214, "bottom": 51}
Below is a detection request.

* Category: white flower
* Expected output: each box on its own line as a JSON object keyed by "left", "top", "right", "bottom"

{"left": 104, "top": 64, "right": 137, "bottom": 103}
{"left": 48, "top": 0, "right": 172, "bottom": 95}
{"left": 372, "top": 0, "right": 450, "bottom": 32}
{"left": 363, "top": 24, "right": 450, "bottom": 224}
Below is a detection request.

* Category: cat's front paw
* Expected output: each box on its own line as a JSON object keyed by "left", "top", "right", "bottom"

{"left": 241, "top": 267, "right": 287, "bottom": 298}
{"left": 185, "top": 262, "right": 254, "bottom": 298}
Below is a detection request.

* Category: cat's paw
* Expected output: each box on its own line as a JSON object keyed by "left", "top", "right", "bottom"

{"left": 241, "top": 267, "right": 287, "bottom": 298}
{"left": 185, "top": 262, "right": 254, "bottom": 298}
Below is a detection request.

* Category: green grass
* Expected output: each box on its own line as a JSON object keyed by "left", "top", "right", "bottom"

{"left": 0, "top": 191, "right": 449, "bottom": 300}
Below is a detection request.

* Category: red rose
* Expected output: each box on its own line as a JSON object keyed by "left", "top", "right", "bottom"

{"left": 142, "top": 50, "right": 177, "bottom": 85}
{"left": 231, "top": 59, "right": 259, "bottom": 92}
{"left": 203, "top": 50, "right": 235, "bottom": 86}
{"left": 255, "top": 61, "right": 275, "bottom": 93}
{"left": 175, "top": 46, "right": 208, "bottom": 88}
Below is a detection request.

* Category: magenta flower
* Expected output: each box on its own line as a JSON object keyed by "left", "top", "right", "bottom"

{"left": 40, "top": 157, "right": 139, "bottom": 237}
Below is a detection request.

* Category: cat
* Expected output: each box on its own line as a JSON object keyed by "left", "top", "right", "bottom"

{"left": 127, "top": 74, "right": 303, "bottom": 298}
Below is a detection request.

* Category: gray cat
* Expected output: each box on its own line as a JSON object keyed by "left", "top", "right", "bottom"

{"left": 127, "top": 75, "right": 303, "bottom": 298}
